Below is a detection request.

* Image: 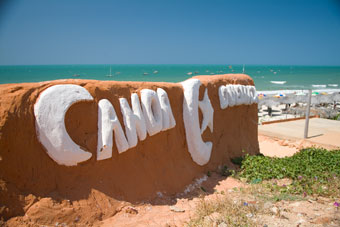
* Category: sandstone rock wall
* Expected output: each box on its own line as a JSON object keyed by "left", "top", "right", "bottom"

{"left": 0, "top": 74, "right": 259, "bottom": 221}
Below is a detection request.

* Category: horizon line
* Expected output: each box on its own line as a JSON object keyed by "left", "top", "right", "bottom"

{"left": 1, "top": 63, "right": 340, "bottom": 67}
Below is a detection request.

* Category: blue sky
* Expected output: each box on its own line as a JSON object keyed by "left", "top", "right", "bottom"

{"left": 0, "top": 0, "right": 340, "bottom": 65}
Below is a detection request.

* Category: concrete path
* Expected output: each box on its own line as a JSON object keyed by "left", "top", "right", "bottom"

{"left": 258, "top": 118, "right": 340, "bottom": 148}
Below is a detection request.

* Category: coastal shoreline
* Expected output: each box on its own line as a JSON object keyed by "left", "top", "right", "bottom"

{"left": 0, "top": 65, "right": 339, "bottom": 90}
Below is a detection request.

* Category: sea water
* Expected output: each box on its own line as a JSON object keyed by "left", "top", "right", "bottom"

{"left": 0, "top": 64, "right": 339, "bottom": 91}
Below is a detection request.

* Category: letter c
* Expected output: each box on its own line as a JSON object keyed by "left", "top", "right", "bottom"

{"left": 34, "top": 84, "right": 93, "bottom": 166}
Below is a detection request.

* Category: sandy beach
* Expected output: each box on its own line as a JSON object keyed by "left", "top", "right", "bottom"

{"left": 258, "top": 89, "right": 340, "bottom": 124}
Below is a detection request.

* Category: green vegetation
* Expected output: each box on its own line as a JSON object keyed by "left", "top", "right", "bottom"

{"left": 237, "top": 147, "right": 340, "bottom": 197}
{"left": 332, "top": 113, "right": 340, "bottom": 120}
{"left": 220, "top": 165, "right": 232, "bottom": 177}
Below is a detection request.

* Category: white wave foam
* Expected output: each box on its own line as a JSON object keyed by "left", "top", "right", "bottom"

{"left": 312, "top": 84, "right": 327, "bottom": 88}
{"left": 270, "top": 81, "right": 286, "bottom": 85}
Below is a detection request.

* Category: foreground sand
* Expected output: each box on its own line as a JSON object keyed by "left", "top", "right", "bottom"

{"left": 5, "top": 134, "right": 339, "bottom": 227}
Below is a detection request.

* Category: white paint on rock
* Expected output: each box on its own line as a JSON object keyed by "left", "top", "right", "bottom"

{"left": 198, "top": 88, "right": 214, "bottom": 134}
{"left": 141, "top": 89, "right": 163, "bottom": 136}
{"left": 157, "top": 88, "right": 176, "bottom": 131}
{"left": 183, "top": 175, "right": 208, "bottom": 195}
{"left": 97, "top": 89, "right": 176, "bottom": 160}
{"left": 119, "top": 93, "right": 147, "bottom": 148}
{"left": 34, "top": 84, "right": 93, "bottom": 166}
{"left": 35, "top": 81, "right": 251, "bottom": 166}
{"left": 97, "top": 99, "right": 129, "bottom": 160}
{"left": 219, "top": 84, "right": 257, "bottom": 109}
{"left": 181, "top": 79, "right": 213, "bottom": 166}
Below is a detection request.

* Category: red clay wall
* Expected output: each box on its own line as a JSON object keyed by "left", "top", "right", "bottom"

{"left": 0, "top": 74, "right": 259, "bottom": 222}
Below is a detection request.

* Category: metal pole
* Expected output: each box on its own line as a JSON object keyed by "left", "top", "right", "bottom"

{"left": 304, "top": 89, "right": 312, "bottom": 139}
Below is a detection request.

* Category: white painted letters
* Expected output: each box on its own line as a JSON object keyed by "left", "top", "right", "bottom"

{"left": 119, "top": 93, "right": 147, "bottom": 149}
{"left": 198, "top": 88, "right": 214, "bottom": 134}
{"left": 34, "top": 84, "right": 93, "bottom": 166}
{"left": 181, "top": 79, "right": 213, "bottom": 166}
{"left": 157, "top": 88, "right": 176, "bottom": 131}
{"left": 97, "top": 99, "right": 129, "bottom": 160}
{"left": 219, "top": 84, "right": 257, "bottom": 109}
{"left": 35, "top": 80, "right": 253, "bottom": 167}
{"left": 141, "top": 89, "right": 163, "bottom": 136}
{"left": 97, "top": 88, "right": 176, "bottom": 160}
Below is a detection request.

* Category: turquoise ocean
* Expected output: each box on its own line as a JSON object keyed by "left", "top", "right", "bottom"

{"left": 0, "top": 65, "right": 339, "bottom": 91}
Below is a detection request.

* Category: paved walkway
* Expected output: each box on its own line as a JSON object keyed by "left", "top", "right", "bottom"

{"left": 258, "top": 118, "right": 340, "bottom": 148}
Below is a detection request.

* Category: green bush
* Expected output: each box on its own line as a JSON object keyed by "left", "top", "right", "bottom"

{"left": 331, "top": 113, "right": 340, "bottom": 120}
{"left": 237, "top": 148, "right": 340, "bottom": 196}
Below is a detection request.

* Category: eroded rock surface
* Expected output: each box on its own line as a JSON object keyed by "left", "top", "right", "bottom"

{"left": 0, "top": 74, "right": 259, "bottom": 225}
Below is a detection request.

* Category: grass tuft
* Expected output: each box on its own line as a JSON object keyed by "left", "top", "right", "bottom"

{"left": 187, "top": 196, "right": 258, "bottom": 227}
